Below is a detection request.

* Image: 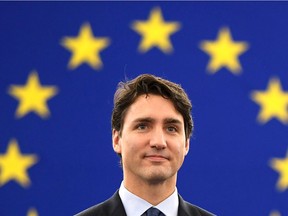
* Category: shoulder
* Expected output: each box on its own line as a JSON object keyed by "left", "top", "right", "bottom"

{"left": 178, "top": 195, "right": 216, "bottom": 216}
{"left": 74, "top": 191, "right": 126, "bottom": 216}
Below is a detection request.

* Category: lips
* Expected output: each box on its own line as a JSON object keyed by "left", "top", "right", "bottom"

{"left": 145, "top": 154, "right": 169, "bottom": 162}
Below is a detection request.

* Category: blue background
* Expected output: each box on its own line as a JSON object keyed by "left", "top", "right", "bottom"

{"left": 0, "top": 2, "right": 287, "bottom": 216}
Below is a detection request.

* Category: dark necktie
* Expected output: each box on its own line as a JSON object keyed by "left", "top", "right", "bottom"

{"left": 145, "top": 207, "right": 165, "bottom": 216}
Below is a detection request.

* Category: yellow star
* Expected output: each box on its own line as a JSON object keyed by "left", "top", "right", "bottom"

{"left": 0, "top": 139, "right": 38, "bottom": 187}
{"left": 251, "top": 77, "right": 288, "bottom": 124}
{"left": 270, "top": 150, "right": 288, "bottom": 191}
{"left": 8, "top": 71, "right": 58, "bottom": 118}
{"left": 27, "top": 208, "right": 38, "bottom": 216}
{"left": 200, "top": 27, "right": 249, "bottom": 74}
{"left": 131, "top": 7, "right": 180, "bottom": 53}
{"left": 270, "top": 210, "right": 281, "bottom": 216}
{"left": 61, "top": 23, "right": 110, "bottom": 70}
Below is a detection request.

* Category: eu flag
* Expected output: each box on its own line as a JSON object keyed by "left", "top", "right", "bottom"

{"left": 0, "top": 2, "right": 287, "bottom": 215}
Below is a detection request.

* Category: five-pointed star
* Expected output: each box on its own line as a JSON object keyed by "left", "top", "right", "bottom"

{"left": 27, "top": 208, "right": 38, "bottom": 216}
{"left": 270, "top": 151, "right": 288, "bottom": 191}
{"left": 8, "top": 71, "right": 58, "bottom": 118}
{"left": 200, "top": 27, "right": 249, "bottom": 74}
{"left": 0, "top": 139, "right": 38, "bottom": 187}
{"left": 251, "top": 77, "right": 288, "bottom": 124}
{"left": 131, "top": 7, "right": 180, "bottom": 53}
{"left": 61, "top": 23, "right": 110, "bottom": 70}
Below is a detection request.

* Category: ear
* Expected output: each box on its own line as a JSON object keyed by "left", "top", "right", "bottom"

{"left": 184, "top": 138, "right": 190, "bottom": 156}
{"left": 112, "top": 129, "right": 122, "bottom": 154}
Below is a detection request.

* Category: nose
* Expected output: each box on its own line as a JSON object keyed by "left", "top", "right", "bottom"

{"left": 149, "top": 127, "right": 167, "bottom": 150}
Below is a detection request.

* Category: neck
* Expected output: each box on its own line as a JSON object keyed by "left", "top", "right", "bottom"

{"left": 123, "top": 175, "right": 177, "bottom": 206}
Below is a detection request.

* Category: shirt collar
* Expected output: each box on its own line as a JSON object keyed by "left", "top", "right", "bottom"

{"left": 119, "top": 181, "right": 179, "bottom": 216}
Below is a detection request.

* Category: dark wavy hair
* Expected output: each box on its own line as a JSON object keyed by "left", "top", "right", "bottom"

{"left": 111, "top": 74, "right": 193, "bottom": 139}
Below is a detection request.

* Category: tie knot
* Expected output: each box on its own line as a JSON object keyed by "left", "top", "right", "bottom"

{"left": 146, "top": 207, "right": 164, "bottom": 216}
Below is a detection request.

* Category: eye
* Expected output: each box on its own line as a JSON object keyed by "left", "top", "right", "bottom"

{"left": 167, "top": 126, "right": 177, "bottom": 133}
{"left": 136, "top": 124, "right": 148, "bottom": 130}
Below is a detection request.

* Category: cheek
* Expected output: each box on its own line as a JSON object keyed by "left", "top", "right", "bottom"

{"left": 121, "top": 135, "right": 142, "bottom": 156}
{"left": 175, "top": 142, "right": 187, "bottom": 159}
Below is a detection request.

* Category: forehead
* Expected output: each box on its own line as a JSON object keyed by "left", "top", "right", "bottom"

{"left": 123, "top": 94, "right": 184, "bottom": 124}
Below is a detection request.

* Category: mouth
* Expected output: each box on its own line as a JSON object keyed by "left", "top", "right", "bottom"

{"left": 144, "top": 154, "right": 169, "bottom": 162}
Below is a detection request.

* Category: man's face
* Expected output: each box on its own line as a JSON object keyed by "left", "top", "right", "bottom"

{"left": 113, "top": 94, "right": 190, "bottom": 185}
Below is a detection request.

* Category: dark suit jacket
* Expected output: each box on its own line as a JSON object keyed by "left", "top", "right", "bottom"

{"left": 75, "top": 191, "right": 215, "bottom": 216}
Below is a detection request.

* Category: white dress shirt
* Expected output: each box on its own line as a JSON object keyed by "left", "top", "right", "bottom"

{"left": 119, "top": 181, "right": 179, "bottom": 216}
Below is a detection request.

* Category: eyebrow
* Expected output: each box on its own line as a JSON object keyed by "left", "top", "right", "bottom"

{"left": 163, "top": 118, "right": 183, "bottom": 125}
{"left": 132, "top": 117, "right": 155, "bottom": 124}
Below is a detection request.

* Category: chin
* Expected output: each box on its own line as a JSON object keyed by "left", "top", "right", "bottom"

{"left": 144, "top": 170, "right": 174, "bottom": 184}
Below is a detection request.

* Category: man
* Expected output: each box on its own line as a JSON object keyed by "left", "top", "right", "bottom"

{"left": 75, "top": 74, "right": 215, "bottom": 216}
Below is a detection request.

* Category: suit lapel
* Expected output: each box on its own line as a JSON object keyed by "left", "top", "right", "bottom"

{"left": 178, "top": 194, "right": 201, "bottom": 216}
{"left": 178, "top": 194, "right": 190, "bottom": 216}
{"left": 107, "top": 190, "right": 127, "bottom": 216}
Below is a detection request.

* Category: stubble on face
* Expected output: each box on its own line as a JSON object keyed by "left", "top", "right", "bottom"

{"left": 113, "top": 94, "right": 189, "bottom": 188}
